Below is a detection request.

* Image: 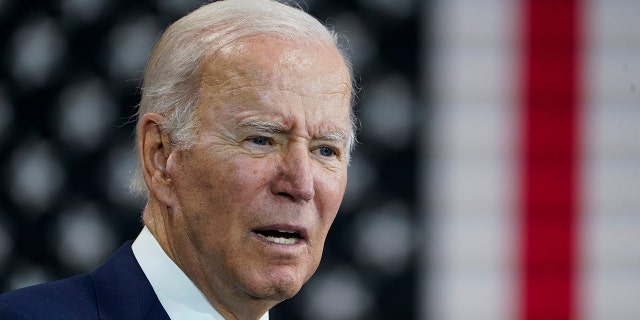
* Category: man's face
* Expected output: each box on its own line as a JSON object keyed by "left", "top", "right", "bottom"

{"left": 163, "top": 37, "right": 352, "bottom": 305}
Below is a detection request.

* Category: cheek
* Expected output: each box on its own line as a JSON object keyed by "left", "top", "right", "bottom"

{"left": 171, "top": 151, "right": 244, "bottom": 218}
{"left": 316, "top": 170, "right": 348, "bottom": 222}
{"left": 176, "top": 158, "right": 270, "bottom": 246}
{"left": 223, "top": 157, "right": 274, "bottom": 194}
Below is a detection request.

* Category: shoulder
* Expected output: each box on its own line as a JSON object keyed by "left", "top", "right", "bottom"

{"left": 0, "top": 241, "right": 160, "bottom": 320}
{"left": 0, "top": 274, "right": 98, "bottom": 319}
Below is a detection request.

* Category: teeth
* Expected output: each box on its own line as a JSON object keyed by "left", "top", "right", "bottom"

{"left": 264, "top": 236, "right": 297, "bottom": 245}
{"left": 255, "top": 229, "right": 301, "bottom": 245}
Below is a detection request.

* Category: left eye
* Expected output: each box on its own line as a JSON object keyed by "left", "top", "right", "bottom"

{"left": 317, "top": 146, "right": 336, "bottom": 157}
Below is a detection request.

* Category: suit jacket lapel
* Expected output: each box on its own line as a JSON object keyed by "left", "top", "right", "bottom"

{"left": 89, "top": 241, "right": 170, "bottom": 320}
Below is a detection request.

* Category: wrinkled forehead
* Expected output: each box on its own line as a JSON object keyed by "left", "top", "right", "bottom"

{"left": 199, "top": 35, "right": 351, "bottom": 98}
{"left": 194, "top": 35, "right": 352, "bottom": 141}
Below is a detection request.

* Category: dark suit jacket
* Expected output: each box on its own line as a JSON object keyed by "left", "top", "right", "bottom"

{"left": 0, "top": 241, "right": 170, "bottom": 320}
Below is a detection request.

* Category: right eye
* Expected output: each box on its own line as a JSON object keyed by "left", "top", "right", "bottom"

{"left": 248, "top": 136, "right": 272, "bottom": 146}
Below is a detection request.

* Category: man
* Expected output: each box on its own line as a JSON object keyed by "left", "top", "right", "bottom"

{"left": 0, "top": 0, "right": 356, "bottom": 319}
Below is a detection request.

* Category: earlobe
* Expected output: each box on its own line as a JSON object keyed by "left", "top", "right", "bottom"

{"left": 139, "top": 113, "right": 177, "bottom": 207}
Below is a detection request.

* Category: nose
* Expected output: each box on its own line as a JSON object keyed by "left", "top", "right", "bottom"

{"left": 270, "top": 145, "right": 315, "bottom": 202}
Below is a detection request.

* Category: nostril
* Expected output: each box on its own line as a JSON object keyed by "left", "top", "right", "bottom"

{"left": 277, "top": 191, "right": 294, "bottom": 200}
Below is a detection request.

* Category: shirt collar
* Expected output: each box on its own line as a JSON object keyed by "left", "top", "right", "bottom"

{"left": 132, "top": 226, "right": 269, "bottom": 320}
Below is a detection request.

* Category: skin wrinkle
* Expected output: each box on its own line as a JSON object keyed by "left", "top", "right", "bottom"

{"left": 142, "top": 34, "right": 351, "bottom": 320}
{"left": 197, "top": 63, "right": 351, "bottom": 164}
{"left": 237, "top": 119, "right": 349, "bottom": 157}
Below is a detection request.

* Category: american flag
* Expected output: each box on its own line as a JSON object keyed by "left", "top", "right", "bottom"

{"left": 1, "top": 0, "right": 638, "bottom": 319}
{"left": 422, "top": 0, "right": 640, "bottom": 319}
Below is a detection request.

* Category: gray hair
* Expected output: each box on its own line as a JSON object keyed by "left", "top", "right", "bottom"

{"left": 130, "top": 0, "right": 357, "bottom": 196}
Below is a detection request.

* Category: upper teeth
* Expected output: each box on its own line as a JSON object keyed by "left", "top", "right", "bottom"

{"left": 265, "top": 236, "right": 297, "bottom": 245}
{"left": 255, "top": 229, "right": 300, "bottom": 245}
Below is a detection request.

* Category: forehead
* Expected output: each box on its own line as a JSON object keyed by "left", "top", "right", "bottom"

{"left": 197, "top": 35, "right": 352, "bottom": 128}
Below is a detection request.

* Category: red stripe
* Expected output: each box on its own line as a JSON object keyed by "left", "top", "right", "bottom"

{"left": 519, "top": 0, "right": 582, "bottom": 319}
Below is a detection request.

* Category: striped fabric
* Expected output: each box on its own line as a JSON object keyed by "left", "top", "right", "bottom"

{"left": 422, "top": 0, "right": 640, "bottom": 319}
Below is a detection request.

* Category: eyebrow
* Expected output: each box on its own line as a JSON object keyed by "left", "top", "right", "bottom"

{"left": 317, "top": 131, "right": 349, "bottom": 145}
{"left": 238, "top": 119, "right": 288, "bottom": 134}
{"left": 238, "top": 119, "right": 349, "bottom": 145}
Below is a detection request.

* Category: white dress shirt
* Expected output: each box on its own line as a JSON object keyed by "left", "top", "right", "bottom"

{"left": 132, "top": 226, "right": 269, "bottom": 320}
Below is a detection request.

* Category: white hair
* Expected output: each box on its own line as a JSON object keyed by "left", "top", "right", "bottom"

{"left": 130, "top": 0, "right": 357, "bottom": 196}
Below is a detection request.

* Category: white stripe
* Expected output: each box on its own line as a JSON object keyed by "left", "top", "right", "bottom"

{"left": 580, "top": 0, "right": 640, "bottom": 319}
{"left": 421, "top": 0, "right": 519, "bottom": 319}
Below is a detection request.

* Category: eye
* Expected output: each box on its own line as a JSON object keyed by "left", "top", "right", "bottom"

{"left": 316, "top": 146, "right": 337, "bottom": 157}
{"left": 249, "top": 136, "right": 271, "bottom": 146}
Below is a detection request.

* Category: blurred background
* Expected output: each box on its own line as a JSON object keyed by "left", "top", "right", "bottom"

{"left": 0, "top": 0, "right": 420, "bottom": 319}
{"left": 0, "top": 0, "right": 638, "bottom": 319}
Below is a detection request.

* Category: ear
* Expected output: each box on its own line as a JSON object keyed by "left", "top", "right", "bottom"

{"left": 139, "top": 113, "right": 177, "bottom": 207}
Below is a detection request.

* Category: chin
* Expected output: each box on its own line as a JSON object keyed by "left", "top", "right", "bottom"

{"left": 262, "top": 283, "right": 302, "bottom": 302}
{"left": 247, "top": 268, "right": 309, "bottom": 301}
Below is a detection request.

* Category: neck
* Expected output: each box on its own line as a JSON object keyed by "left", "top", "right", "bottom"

{"left": 141, "top": 200, "right": 275, "bottom": 320}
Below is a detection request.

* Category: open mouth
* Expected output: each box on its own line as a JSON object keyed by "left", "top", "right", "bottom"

{"left": 254, "top": 229, "right": 303, "bottom": 245}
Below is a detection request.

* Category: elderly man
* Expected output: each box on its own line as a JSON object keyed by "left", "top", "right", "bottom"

{"left": 0, "top": 0, "right": 355, "bottom": 319}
